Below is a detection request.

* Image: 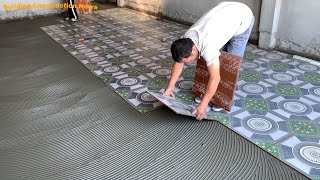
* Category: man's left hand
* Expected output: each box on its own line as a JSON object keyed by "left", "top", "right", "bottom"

{"left": 192, "top": 103, "right": 207, "bottom": 120}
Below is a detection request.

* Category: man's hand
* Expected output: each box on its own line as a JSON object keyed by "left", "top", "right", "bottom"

{"left": 192, "top": 102, "right": 207, "bottom": 120}
{"left": 163, "top": 87, "right": 175, "bottom": 97}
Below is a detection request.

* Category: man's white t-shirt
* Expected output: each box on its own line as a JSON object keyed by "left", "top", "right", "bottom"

{"left": 183, "top": 2, "right": 253, "bottom": 66}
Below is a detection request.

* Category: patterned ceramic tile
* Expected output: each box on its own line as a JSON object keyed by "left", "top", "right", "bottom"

{"left": 41, "top": 8, "right": 320, "bottom": 178}
{"left": 231, "top": 111, "right": 291, "bottom": 142}
{"left": 269, "top": 96, "right": 320, "bottom": 121}
{"left": 279, "top": 136, "right": 320, "bottom": 178}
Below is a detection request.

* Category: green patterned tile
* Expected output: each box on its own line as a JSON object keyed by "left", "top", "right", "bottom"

{"left": 305, "top": 73, "right": 320, "bottom": 83}
{"left": 243, "top": 51, "right": 255, "bottom": 60}
{"left": 245, "top": 98, "right": 268, "bottom": 110}
{"left": 104, "top": 31, "right": 118, "bottom": 36}
{"left": 181, "top": 69, "right": 196, "bottom": 77}
{"left": 269, "top": 62, "right": 288, "bottom": 71}
{"left": 161, "top": 59, "right": 174, "bottom": 66}
{"left": 116, "top": 90, "right": 130, "bottom": 99}
{"left": 126, "top": 43, "right": 140, "bottom": 49}
{"left": 119, "top": 36, "right": 132, "bottom": 42}
{"left": 290, "top": 120, "right": 320, "bottom": 136}
{"left": 206, "top": 114, "right": 229, "bottom": 125}
{"left": 86, "top": 64, "right": 99, "bottom": 71}
{"left": 127, "top": 66, "right": 145, "bottom": 74}
{"left": 104, "top": 48, "right": 118, "bottom": 54}
{"left": 138, "top": 109, "right": 150, "bottom": 113}
{"left": 176, "top": 93, "right": 195, "bottom": 103}
{"left": 254, "top": 141, "right": 280, "bottom": 159}
{"left": 131, "top": 42, "right": 146, "bottom": 48}
{"left": 277, "top": 85, "right": 300, "bottom": 96}
{"left": 99, "top": 75, "right": 113, "bottom": 83}
{"left": 240, "top": 71, "right": 261, "bottom": 81}
{"left": 141, "top": 49, "right": 160, "bottom": 57}
{"left": 148, "top": 78, "right": 167, "bottom": 89}
{"left": 113, "top": 56, "right": 129, "bottom": 64}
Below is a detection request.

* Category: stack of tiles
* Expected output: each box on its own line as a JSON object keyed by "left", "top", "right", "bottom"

{"left": 192, "top": 51, "right": 242, "bottom": 111}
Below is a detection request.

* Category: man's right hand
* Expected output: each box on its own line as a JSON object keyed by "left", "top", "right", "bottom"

{"left": 163, "top": 87, "right": 175, "bottom": 97}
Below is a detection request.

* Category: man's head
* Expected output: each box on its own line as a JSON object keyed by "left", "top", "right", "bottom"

{"left": 171, "top": 38, "right": 198, "bottom": 63}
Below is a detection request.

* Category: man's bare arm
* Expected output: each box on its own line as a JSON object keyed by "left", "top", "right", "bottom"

{"left": 163, "top": 62, "right": 184, "bottom": 96}
{"left": 200, "top": 59, "right": 221, "bottom": 106}
{"left": 192, "top": 59, "right": 220, "bottom": 120}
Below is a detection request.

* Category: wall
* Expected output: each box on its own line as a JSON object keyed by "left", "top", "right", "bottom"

{"left": 276, "top": 0, "right": 320, "bottom": 60}
{"left": 0, "top": 0, "right": 64, "bottom": 22}
{"left": 124, "top": 0, "right": 261, "bottom": 42}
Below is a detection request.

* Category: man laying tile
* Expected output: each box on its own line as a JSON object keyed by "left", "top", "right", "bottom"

{"left": 163, "top": 2, "right": 254, "bottom": 120}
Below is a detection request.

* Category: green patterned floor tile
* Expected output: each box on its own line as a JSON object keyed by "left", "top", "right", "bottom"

{"left": 290, "top": 120, "right": 320, "bottom": 136}
{"left": 305, "top": 73, "right": 320, "bottom": 84}
{"left": 141, "top": 49, "right": 161, "bottom": 57}
{"left": 84, "top": 63, "right": 100, "bottom": 71}
{"left": 269, "top": 62, "right": 288, "bottom": 71}
{"left": 99, "top": 75, "right": 113, "bottom": 83}
{"left": 127, "top": 66, "right": 145, "bottom": 74}
{"left": 181, "top": 69, "right": 196, "bottom": 78}
{"left": 206, "top": 114, "right": 230, "bottom": 125}
{"left": 243, "top": 51, "right": 255, "bottom": 60}
{"left": 254, "top": 141, "right": 280, "bottom": 159}
{"left": 126, "top": 43, "right": 140, "bottom": 49}
{"left": 104, "top": 48, "right": 118, "bottom": 54}
{"left": 175, "top": 93, "right": 195, "bottom": 103}
{"left": 240, "top": 71, "right": 261, "bottom": 81}
{"left": 116, "top": 90, "right": 130, "bottom": 99}
{"left": 138, "top": 109, "right": 151, "bottom": 113}
{"left": 131, "top": 42, "right": 147, "bottom": 48}
{"left": 112, "top": 56, "right": 129, "bottom": 64}
{"left": 244, "top": 98, "right": 268, "bottom": 110}
{"left": 148, "top": 78, "right": 167, "bottom": 89}
{"left": 161, "top": 59, "right": 174, "bottom": 66}
{"left": 277, "top": 85, "right": 300, "bottom": 96}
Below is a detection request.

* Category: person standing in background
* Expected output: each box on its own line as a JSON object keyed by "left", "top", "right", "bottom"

{"left": 65, "top": 0, "right": 79, "bottom": 22}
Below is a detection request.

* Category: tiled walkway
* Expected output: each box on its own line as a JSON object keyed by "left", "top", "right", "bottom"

{"left": 41, "top": 8, "right": 320, "bottom": 179}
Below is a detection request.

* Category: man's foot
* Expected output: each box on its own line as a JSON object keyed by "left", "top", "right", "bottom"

{"left": 195, "top": 96, "right": 223, "bottom": 111}
{"left": 70, "top": 18, "right": 78, "bottom": 22}
{"left": 211, "top": 104, "right": 223, "bottom": 112}
{"left": 65, "top": 17, "right": 78, "bottom": 22}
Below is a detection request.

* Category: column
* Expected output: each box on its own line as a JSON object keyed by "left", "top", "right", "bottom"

{"left": 259, "top": 0, "right": 282, "bottom": 50}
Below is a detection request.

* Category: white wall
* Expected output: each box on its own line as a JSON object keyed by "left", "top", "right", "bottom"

{"left": 125, "top": 0, "right": 320, "bottom": 60}
{"left": 0, "top": 0, "right": 64, "bottom": 22}
{"left": 125, "top": 0, "right": 261, "bottom": 42}
{"left": 276, "top": 0, "right": 320, "bottom": 59}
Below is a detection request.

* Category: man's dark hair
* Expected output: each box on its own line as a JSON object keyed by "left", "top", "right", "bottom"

{"left": 170, "top": 38, "right": 194, "bottom": 62}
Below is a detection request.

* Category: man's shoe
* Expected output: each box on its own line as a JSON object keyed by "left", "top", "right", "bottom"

{"left": 194, "top": 97, "right": 201, "bottom": 104}
{"left": 211, "top": 104, "right": 223, "bottom": 112}
{"left": 70, "top": 18, "right": 78, "bottom": 22}
{"left": 65, "top": 17, "right": 78, "bottom": 22}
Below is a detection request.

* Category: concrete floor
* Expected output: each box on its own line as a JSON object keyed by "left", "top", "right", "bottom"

{"left": 0, "top": 3, "right": 308, "bottom": 180}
